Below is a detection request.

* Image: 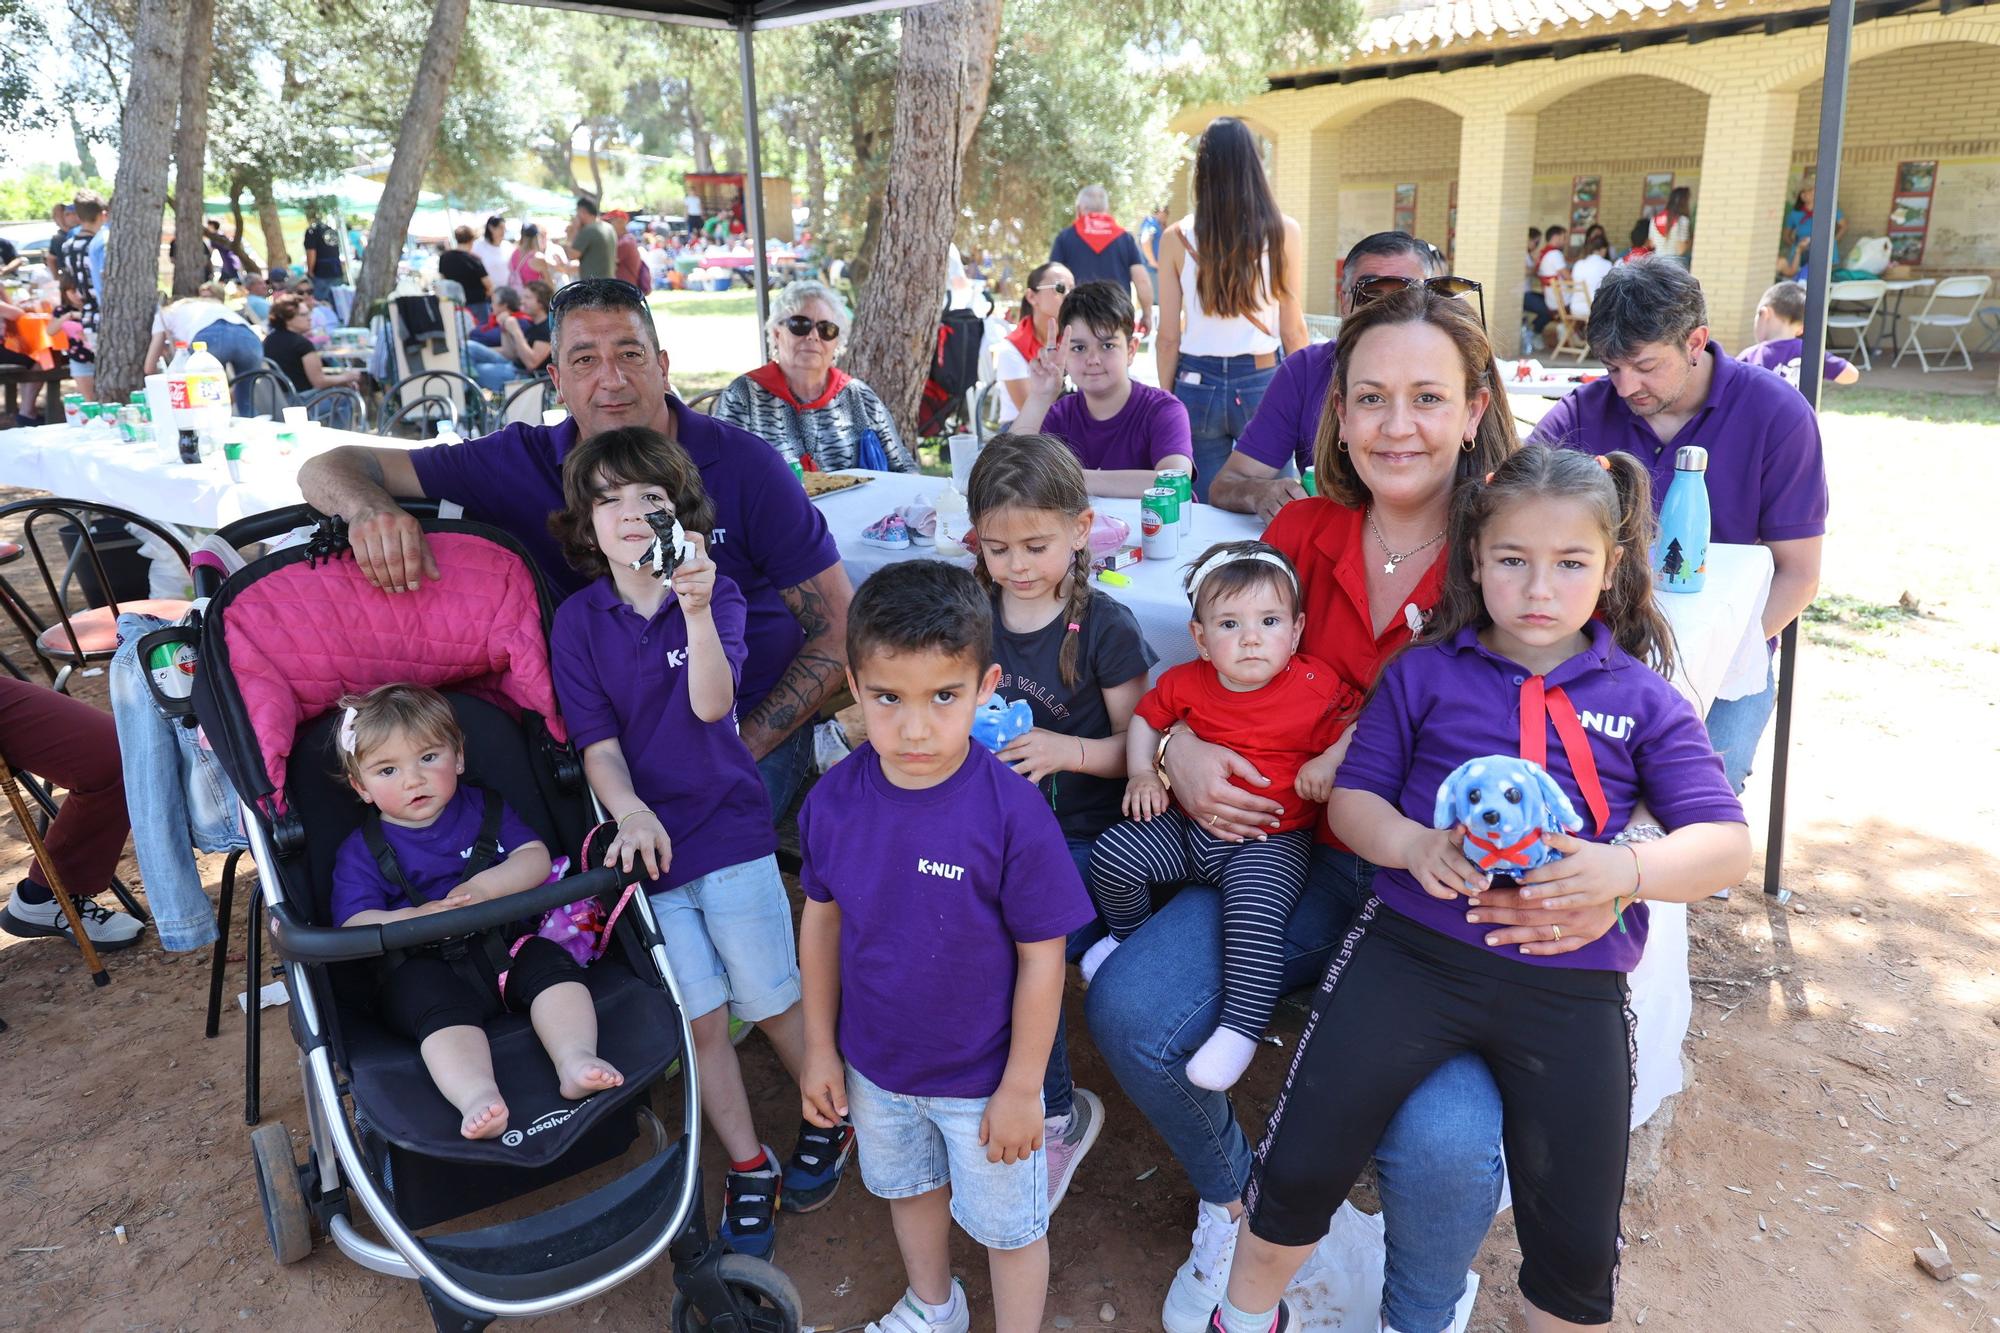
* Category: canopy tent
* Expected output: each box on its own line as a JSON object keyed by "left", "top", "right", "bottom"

{"left": 487, "top": 0, "right": 940, "bottom": 354}
{"left": 202, "top": 173, "right": 446, "bottom": 217}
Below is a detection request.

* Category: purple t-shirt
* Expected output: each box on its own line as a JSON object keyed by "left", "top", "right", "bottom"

{"left": 409, "top": 396, "right": 841, "bottom": 714}
{"left": 1236, "top": 340, "right": 1337, "bottom": 474}
{"left": 798, "top": 743, "right": 1095, "bottom": 1098}
{"left": 550, "top": 573, "right": 776, "bottom": 890}
{"left": 1041, "top": 382, "right": 1192, "bottom": 476}
{"left": 1737, "top": 337, "right": 1854, "bottom": 387}
{"left": 1335, "top": 621, "right": 1744, "bottom": 973}
{"left": 1526, "top": 343, "right": 1829, "bottom": 546}
{"left": 330, "top": 786, "right": 543, "bottom": 924}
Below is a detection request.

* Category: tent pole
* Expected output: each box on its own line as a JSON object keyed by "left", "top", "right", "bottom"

{"left": 1765, "top": 0, "right": 1855, "bottom": 899}
{"left": 739, "top": 17, "right": 771, "bottom": 360}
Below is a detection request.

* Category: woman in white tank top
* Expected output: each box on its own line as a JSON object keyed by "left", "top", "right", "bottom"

{"left": 1156, "top": 117, "right": 1308, "bottom": 501}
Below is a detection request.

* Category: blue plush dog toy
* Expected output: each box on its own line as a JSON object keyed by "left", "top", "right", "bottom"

{"left": 972, "top": 696, "right": 1035, "bottom": 753}
{"left": 1433, "top": 754, "right": 1583, "bottom": 876}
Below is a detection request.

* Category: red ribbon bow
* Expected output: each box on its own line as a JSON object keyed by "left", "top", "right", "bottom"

{"left": 1463, "top": 826, "right": 1545, "bottom": 871}
{"left": 1518, "top": 675, "right": 1609, "bottom": 836}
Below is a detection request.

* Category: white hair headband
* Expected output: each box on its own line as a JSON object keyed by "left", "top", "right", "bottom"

{"left": 1186, "top": 549, "right": 1298, "bottom": 607}
{"left": 336, "top": 706, "right": 360, "bottom": 756}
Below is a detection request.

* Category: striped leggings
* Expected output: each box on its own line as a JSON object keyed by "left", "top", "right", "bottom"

{"left": 1087, "top": 808, "right": 1315, "bottom": 1040}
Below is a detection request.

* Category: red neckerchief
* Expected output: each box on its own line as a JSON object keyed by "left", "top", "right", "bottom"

{"left": 1463, "top": 827, "right": 1543, "bottom": 871}
{"left": 1072, "top": 213, "right": 1126, "bottom": 254}
{"left": 1518, "top": 674, "right": 1609, "bottom": 835}
{"left": 1536, "top": 244, "right": 1565, "bottom": 269}
{"left": 746, "top": 359, "right": 850, "bottom": 412}
{"left": 1005, "top": 316, "right": 1044, "bottom": 365}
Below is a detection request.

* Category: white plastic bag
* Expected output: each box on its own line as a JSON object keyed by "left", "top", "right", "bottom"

{"left": 1285, "top": 1203, "right": 1481, "bottom": 1330}
{"left": 1847, "top": 236, "right": 1892, "bottom": 275}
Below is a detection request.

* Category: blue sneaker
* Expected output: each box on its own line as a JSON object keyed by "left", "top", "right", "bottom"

{"left": 781, "top": 1117, "right": 855, "bottom": 1213}
{"left": 720, "top": 1143, "right": 780, "bottom": 1258}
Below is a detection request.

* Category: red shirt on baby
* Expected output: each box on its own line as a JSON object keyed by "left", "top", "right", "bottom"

{"left": 1137, "top": 653, "right": 1352, "bottom": 833}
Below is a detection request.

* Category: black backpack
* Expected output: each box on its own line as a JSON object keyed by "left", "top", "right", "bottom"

{"left": 931, "top": 301, "right": 986, "bottom": 399}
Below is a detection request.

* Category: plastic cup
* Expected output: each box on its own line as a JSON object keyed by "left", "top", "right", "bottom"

{"left": 948, "top": 433, "right": 981, "bottom": 493}
{"left": 281, "top": 406, "right": 308, "bottom": 428}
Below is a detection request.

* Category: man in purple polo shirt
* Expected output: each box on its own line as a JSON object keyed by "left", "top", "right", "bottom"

{"left": 298, "top": 278, "right": 854, "bottom": 818}
{"left": 1207, "top": 232, "right": 1447, "bottom": 520}
{"left": 1526, "top": 257, "right": 1828, "bottom": 793}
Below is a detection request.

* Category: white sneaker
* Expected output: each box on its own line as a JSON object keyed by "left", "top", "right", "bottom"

{"left": 867, "top": 1279, "right": 970, "bottom": 1333}
{"left": 2, "top": 889, "right": 144, "bottom": 951}
{"left": 1162, "top": 1199, "right": 1238, "bottom": 1333}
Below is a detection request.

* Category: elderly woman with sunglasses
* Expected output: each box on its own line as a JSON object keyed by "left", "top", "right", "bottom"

{"left": 711, "top": 281, "right": 918, "bottom": 474}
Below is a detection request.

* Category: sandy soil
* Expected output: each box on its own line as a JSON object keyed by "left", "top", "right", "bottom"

{"left": 2, "top": 402, "right": 1997, "bottom": 1332}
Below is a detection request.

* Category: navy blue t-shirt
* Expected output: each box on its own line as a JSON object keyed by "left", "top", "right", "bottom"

{"left": 1049, "top": 226, "right": 1145, "bottom": 290}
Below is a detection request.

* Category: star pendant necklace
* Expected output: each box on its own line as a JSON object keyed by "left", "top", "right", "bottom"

{"left": 1367, "top": 507, "right": 1445, "bottom": 576}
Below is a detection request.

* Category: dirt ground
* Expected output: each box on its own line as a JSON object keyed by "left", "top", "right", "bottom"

{"left": 3, "top": 399, "right": 1998, "bottom": 1332}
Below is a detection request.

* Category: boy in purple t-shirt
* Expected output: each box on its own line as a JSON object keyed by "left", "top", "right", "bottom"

{"left": 547, "top": 426, "right": 825, "bottom": 1260}
{"left": 1740, "top": 281, "right": 1860, "bottom": 389}
{"left": 1016, "top": 280, "right": 1193, "bottom": 498}
{"left": 798, "top": 561, "right": 1094, "bottom": 1333}
{"left": 330, "top": 684, "right": 622, "bottom": 1142}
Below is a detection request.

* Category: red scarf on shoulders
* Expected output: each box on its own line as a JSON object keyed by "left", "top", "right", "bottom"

{"left": 1072, "top": 212, "right": 1127, "bottom": 254}
{"left": 1005, "top": 315, "right": 1045, "bottom": 365}
{"left": 747, "top": 360, "right": 849, "bottom": 411}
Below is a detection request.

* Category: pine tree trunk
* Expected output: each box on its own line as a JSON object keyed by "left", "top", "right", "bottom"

{"left": 840, "top": 0, "right": 1001, "bottom": 443}
{"left": 170, "top": 0, "right": 216, "bottom": 298}
{"left": 805, "top": 129, "right": 826, "bottom": 238}
{"left": 94, "top": 0, "right": 187, "bottom": 401}
{"left": 351, "top": 0, "right": 472, "bottom": 327}
{"left": 253, "top": 181, "right": 290, "bottom": 269}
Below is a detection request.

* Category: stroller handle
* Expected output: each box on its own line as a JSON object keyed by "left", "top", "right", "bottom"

{"left": 269, "top": 864, "right": 646, "bottom": 965}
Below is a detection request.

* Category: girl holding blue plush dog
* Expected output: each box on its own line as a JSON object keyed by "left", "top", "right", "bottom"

{"left": 966, "top": 432, "right": 1157, "bottom": 1210}
{"left": 1218, "top": 445, "right": 1750, "bottom": 1333}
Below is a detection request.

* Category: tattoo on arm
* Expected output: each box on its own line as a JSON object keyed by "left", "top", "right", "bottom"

{"left": 741, "top": 582, "right": 845, "bottom": 743}
{"left": 358, "top": 451, "right": 385, "bottom": 487}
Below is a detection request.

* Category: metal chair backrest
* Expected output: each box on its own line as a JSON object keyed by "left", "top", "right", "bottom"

{"left": 378, "top": 394, "right": 461, "bottom": 441}
{"left": 380, "top": 369, "right": 488, "bottom": 436}
{"left": 502, "top": 374, "right": 557, "bottom": 428}
{"left": 0, "top": 498, "right": 191, "bottom": 687}
{"left": 231, "top": 369, "right": 298, "bottom": 420}
{"left": 302, "top": 385, "right": 366, "bottom": 430}
{"left": 685, "top": 388, "right": 723, "bottom": 416}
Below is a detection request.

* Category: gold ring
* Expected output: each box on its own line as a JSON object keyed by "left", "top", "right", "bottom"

{"left": 1552, "top": 924, "right": 1563, "bottom": 942}
{"left": 1207, "top": 814, "right": 1219, "bottom": 827}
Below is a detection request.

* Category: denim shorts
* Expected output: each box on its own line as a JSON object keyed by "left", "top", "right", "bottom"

{"left": 648, "top": 854, "right": 801, "bottom": 1023}
{"left": 845, "top": 1063, "right": 1049, "bottom": 1250}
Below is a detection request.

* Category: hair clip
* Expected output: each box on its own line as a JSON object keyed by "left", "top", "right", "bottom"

{"left": 336, "top": 706, "right": 359, "bottom": 756}
{"left": 1066, "top": 621, "right": 1082, "bottom": 634}
{"left": 1596, "top": 455, "right": 1613, "bottom": 471}
{"left": 1483, "top": 471, "right": 1496, "bottom": 484}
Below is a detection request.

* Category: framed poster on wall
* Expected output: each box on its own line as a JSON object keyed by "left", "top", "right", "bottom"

{"left": 1393, "top": 183, "right": 1419, "bottom": 235}
{"left": 1643, "top": 172, "right": 1674, "bottom": 215}
{"left": 1887, "top": 159, "right": 1937, "bottom": 265}
{"left": 1569, "top": 175, "right": 1601, "bottom": 251}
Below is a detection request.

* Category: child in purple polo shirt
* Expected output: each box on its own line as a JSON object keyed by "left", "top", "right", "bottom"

{"left": 1740, "top": 281, "right": 1860, "bottom": 389}
{"left": 548, "top": 426, "right": 825, "bottom": 1260}
{"left": 798, "top": 561, "right": 1095, "bottom": 1333}
{"left": 330, "top": 684, "right": 621, "bottom": 1142}
{"left": 1016, "top": 280, "right": 1193, "bottom": 498}
{"left": 1217, "top": 447, "right": 1750, "bottom": 1333}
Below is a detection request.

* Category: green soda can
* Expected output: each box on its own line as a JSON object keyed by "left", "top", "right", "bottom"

{"left": 790, "top": 459, "right": 805, "bottom": 485}
{"left": 1156, "top": 468, "right": 1193, "bottom": 534}
{"left": 1141, "top": 486, "right": 1180, "bottom": 561}
{"left": 1302, "top": 465, "right": 1317, "bottom": 497}
{"left": 145, "top": 636, "right": 197, "bottom": 701}
{"left": 62, "top": 393, "right": 84, "bottom": 427}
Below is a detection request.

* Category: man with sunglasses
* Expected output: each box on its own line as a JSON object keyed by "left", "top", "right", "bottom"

{"left": 1206, "top": 233, "right": 1475, "bottom": 521}
{"left": 300, "top": 277, "right": 855, "bottom": 828}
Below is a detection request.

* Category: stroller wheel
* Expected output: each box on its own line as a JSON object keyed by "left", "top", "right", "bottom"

{"left": 670, "top": 1252, "right": 802, "bottom": 1333}
{"left": 250, "top": 1122, "right": 314, "bottom": 1265}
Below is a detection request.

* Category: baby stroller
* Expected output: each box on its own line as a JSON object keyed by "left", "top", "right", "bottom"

{"left": 186, "top": 504, "right": 801, "bottom": 1332}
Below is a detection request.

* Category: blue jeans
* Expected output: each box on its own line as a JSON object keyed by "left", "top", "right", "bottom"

{"left": 464, "top": 340, "right": 518, "bottom": 393}
{"left": 1039, "top": 836, "right": 1109, "bottom": 1122}
{"left": 1172, "top": 352, "right": 1279, "bottom": 503}
{"left": 1704, "top": 654, "right": 1778, "bottom": 795}
{"left": 755, "top": 723, "right": 814, "bottom": 820}
{"left": 197, "top": 319, "right": 265, "bottom": 417}
{"left": 1084, "top": 842, "right": 1505, "bottom": 1333}
{"left": 108, "top": 612, "right": 249, "bottom": 950}
{"left": 311, "top": 276, "right": 341, "bottom": 304}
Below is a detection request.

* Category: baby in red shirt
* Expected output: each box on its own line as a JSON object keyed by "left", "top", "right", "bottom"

{"left": 1082, "top": 541, "right": 1351, "bottom": 1090}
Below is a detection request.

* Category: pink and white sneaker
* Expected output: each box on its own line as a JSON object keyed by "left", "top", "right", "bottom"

{"left": 861, "top": 514, "right": 911, "bottom": 549}
{"left": 899, "top": 502, "right": 938, "bottom": 546}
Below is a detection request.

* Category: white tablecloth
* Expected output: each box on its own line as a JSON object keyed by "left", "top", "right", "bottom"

{"left": 821, "top": 470, "right": 1773, "bottom": 1135}
{"left": 0, "top": 421, "right": 412, "bottom": 529}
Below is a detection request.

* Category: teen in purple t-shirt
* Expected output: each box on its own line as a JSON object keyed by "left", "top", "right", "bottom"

{"left": 799, "top": 560, "right": 1093, "bottom": 1332}
{"left": 1225, "top": 447, "right": 1750, "bottom": 1331}
{"left": 1016, "top": 281, "right": 1193, "bottom": 497}
{"left": 1233, "top": 339, "right": 1336, "bottom": 476}
{"left": 545, "top": 427, "right": 806, "bottom": 1260}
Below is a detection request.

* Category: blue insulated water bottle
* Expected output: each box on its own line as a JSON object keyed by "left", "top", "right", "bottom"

{"left": 1652, "top": 445, "right": 1709, "bottom": 593}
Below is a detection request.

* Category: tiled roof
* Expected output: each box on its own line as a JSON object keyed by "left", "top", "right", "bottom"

{"left": 1318, "top": 0, "right": 1823, "bottom": 64}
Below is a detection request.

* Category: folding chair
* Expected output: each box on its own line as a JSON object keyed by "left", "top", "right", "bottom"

{"left": 1825, "top": 279, "right": 1886, "bottom": 373}
{"left": 386, "top": 294, "right": 477, "bottom": 424}
{"left": 0, "top": 752, "right": 112, "bottom": 992}
{"left": 1894, "top": 274, "right": 1993, "bottom": 373}
{"left": 1548, "top": 274, "right": 1589, "bottom": 364}
{"left": 1975, "top": 305, "right": 2000, "bottom": 355}
{"left": 0, "top": 499, "right": 191, "bottom": 696}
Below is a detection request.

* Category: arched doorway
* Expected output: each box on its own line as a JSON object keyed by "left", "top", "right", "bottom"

{"left": 1532, "top": 75, "right": 1709, "bottom": 259}
{"left": 1331, "top": 99, "right": 1464, "bottom": 265}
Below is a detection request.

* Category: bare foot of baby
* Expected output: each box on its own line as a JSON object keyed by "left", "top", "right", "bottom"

{"left": 558, "top": 1056, "right": 625, "bottom": 1100}
{"left": 460, "top": 1096, "right": 510, "bottom": 1140}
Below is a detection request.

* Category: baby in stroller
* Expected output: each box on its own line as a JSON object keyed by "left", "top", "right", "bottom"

{"left": 332, "top": 682, "right": 623, "bottom": 1139}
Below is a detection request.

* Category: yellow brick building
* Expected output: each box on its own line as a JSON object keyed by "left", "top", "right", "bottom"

{"left": 1169, "top": 0, "right": 2000, "bottom": 350}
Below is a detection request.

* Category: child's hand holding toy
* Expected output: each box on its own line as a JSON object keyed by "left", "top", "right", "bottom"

{"left": 998, "top": 727, "right": 1082, "bottom": 784}
{"left": 669, "top": 530, "right": 716, "bottom": 615}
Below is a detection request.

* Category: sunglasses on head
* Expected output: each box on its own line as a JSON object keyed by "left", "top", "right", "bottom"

{"left": 1350, "top": 273, "right": 1486, "bottom": 327}
{"left": 548, "top": 277, "right": 645, "bottom": 314}
{"left": 780, "top": 315, "right": 841, "bottom": 341}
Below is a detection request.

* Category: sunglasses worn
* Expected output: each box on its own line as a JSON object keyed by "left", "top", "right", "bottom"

{"left": 781, "top": 315, "right": 841, "bottom": 341}
{"left": 1035, "top": 282, "right": 1071, "bottom": 295}
{"left": 1350, "top": 273, "right": 1486, "bottom": 327}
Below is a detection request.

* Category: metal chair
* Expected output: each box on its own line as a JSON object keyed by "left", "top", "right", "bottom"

{"left": 378, "top": 369, "right": 490, "bottom": 436}
{"left": 501, "top": 373, "right": 557, "bottom": 427}
{"left": 685, "top": 387, "right": 723, "bottom": 416}
{"left": 1824, "top": 279, "right": 1886, "bottom": 372}
{"left": 378, "top": 394, "right": 462, "bottom": 441}
{"left": 229, "top": 368, "right": 298, "bottom": 420}
{"left": 1895, "top": 274, "right": 1993, "bottom": 373}
{"left": 0, "top": 499, "right": 192, "bottom": 696}
{"left": 301, "top": 384, "right": 365, "bottom": 431}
